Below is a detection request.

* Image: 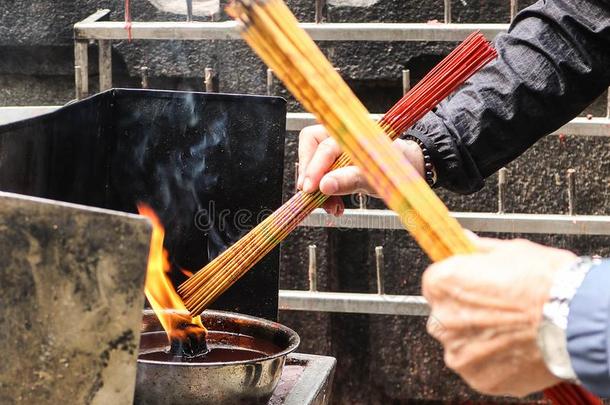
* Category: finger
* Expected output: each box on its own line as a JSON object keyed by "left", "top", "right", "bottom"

{"left": 426, "top": 313, "right": 447, "bottom": 341}
{"left": 319, "top": 166, "right": 377, "bottom": 196}
{"left": 302, "top": 138, "right": 342, "bottom": 193}
{"left": 422, "top": 255, "right": 480, "bottom": 301}
{"left": 322, "top": 196, "right": 344, "bottom": 216}
{"left": 298, "top": 125, "right": 328, "bottom": 189}
{"left": 471, "top": 235, "right": 506, "bottom": 253}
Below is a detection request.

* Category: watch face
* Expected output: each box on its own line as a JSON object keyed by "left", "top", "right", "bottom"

{"left": 538, "top": 320, "right": 576, "bottom": 381}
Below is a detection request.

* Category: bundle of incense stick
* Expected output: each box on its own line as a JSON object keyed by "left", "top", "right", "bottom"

{"left": 178, "top": 33, "right": 496, "bottom": 312}
{"left": 182, "top": 1, "right": 602, "bottom": 404}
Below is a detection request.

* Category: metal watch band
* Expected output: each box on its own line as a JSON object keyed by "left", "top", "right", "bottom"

{"left": 542, "top": 257, "right": 600, "bottom": 330}
{"left": 538, "top": 257, "right": 600, "bottom": 382}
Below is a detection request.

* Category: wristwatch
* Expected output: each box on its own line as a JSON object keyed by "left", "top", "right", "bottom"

{"left": 537, "top": 257, "right": 599, "bottom": 382}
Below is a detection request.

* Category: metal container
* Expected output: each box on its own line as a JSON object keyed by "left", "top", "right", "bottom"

{"left": 135, "top": 310, "right": 300, "bottom": 405}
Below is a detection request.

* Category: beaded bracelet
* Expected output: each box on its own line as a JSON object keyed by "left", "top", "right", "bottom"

{"left": 401, "top": 135, "right": 437, "bottom": 186}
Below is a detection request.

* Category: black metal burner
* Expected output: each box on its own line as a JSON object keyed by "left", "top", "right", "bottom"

{"left": 0, "top": 89, "right": 286, "bottom": 320}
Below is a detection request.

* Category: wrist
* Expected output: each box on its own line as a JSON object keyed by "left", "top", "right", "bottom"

{"left": 537, "top": 257, "right": 600, "bottom": 382}
{"left": 400, "top": 135, "right": 437, "bottom": 186}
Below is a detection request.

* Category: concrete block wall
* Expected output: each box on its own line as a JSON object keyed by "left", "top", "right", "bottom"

{"left": 1, "top": 1, "right": 609, "bottom": 403}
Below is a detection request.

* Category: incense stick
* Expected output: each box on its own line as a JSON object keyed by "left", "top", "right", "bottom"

{"left": 178, "top": 32, "right": 496, "bottom": 313}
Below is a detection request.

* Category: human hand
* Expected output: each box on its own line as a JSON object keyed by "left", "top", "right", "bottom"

{"left": 297, "top": 124, "right": 425, "bottom": 216}
{"left": 422, "top": 237, "right": 578, "bottom": 397}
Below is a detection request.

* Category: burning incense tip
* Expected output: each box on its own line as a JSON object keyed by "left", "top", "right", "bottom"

{"left": 169, "top": 322, "right": 209, "bottom": 359}
{"left": 137, "top": 203, "right": 209, "bottom": 359}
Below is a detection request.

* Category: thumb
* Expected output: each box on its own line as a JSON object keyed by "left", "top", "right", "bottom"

{"left": 319, "top": 166, "right": 377, "bottom": 196}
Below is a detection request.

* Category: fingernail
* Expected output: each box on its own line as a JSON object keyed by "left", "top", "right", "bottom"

{"left": 323, "top": 177, "right": 339, "bottom": 195}
{"left": 303, "top": 177, "right": 313, "bottom": 193}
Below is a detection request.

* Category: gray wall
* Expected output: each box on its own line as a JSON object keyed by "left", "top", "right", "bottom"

{"left": 1, "top": 0, "right": 609, "bottom": 403}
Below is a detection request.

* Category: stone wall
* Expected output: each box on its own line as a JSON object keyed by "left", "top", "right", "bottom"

{"left": 1, "top": 0, "right": 609, "bottom": 403}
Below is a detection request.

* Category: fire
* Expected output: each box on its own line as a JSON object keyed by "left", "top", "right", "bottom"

{"left": 138, "top": 204, "right": 208, "bottom": 357}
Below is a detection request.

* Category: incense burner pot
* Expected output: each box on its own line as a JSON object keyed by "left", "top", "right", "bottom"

{"left": 135, "top": 310, "right": 300, "bottom": 404}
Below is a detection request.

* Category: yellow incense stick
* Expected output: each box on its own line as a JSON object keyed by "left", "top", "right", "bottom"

{"left": 227, "top": 0, "right": 474, "bottom": 262}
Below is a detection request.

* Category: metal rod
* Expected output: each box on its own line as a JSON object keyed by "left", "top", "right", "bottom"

{"left": 266, "top": 68, "right": 274, "bottom": 96}
{"left": 294, "top": 162, "right": 299, "bottom": 192}
{"left": 98, "top": 39, "right": 112, "bottom": 91}
{"left": 140, "top": 66, "right": 149, "bottom": 89}
{"left": 279, "top": 290, "right": 429, "bottom": 316}
{"left": 74, "top": 40, "right": 89, "bottom": 99}
{"left": 186, "top": 0, "right": 193, "bottom": 22}
{"left": 0, "top": 107, "right": 59, "bottom": 126}
{"left": 444, "top": 0, "right": 452, "bottom": 24}
{"left": 74, "top": 65, "right": 83, "bottom": 100}
{"left": 510, "top": 0, "right": 518, "bottom": 20}
{"left": 284, "top": 113, "right": 610, "bottom": 137}
{"left": 402, "top": 69, "right": 410, "bottom": 95}
{"left": 607, "top": 86, "right": 610, "bottom": 118}
{"left": 204, "top": 67, "right": 215, "bottom": 92}
{"left": 315, "top": 0, "right": 323, "bottom": 23}
{"left": 308, "top": 245, "right": 318, "bottom": 292}
{"left": 567, "top": 168, "right": 576, "bottom": 216}
{"left": 497, "top": 167, "right": 507, "bottom": 213}
{"left": 358, "top": 193, "right": 366, "bottom": 210}
{"left": 300, "top": 208, "right": 610, "bottom": 235}
{"left": 74, "top": 20, "right": 508, "bottom": 42}
{"left": 375, "top": 246, "right": 385, "bottom": 295}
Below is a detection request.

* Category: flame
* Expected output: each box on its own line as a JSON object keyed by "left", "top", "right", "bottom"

{"left": 137, "top": 204, "right": 207, "bottom": 354}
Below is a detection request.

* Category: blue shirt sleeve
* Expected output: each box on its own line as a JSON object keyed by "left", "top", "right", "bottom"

{"left": 567, "top": 259, "right": 610, "bottom": 397}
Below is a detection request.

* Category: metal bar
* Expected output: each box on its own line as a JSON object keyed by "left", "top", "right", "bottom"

{"left": 358, "top": 193, "right": 366, "bottom": 209}
{"left": 308, "top": 245, "right": 318, "bottom": 292}
{"left": 510, "top": 0, "right": 518, "bottom": 20}
{"left": 285, "top": 112, "right": 610, "bottom": 136}
{"left": 497, "top": 167, "right": 507, "bottom": 213}
{"left": 279, "top": 290, "right": 430, "bottom": 316}
{"left": 315, "top": 0, "right": 323, "bottom": 24}
{"left": 375, "top": 246, "right": 385, "bottom": 295}
{"left": 607, "top": 86, "right": 610, "bottom": 118}
{"left": 402, "top": 69, "right": 410, "bottom": 95}
{"left": 74, "top": 65, "right": 83, "bottom": 100}
{"left": 98, "top": 40, "right": 112, "bottom": 91}
{"left": 300, "top": 208, "right": 610, "bottom": 235}
{"left": 80, "top": 9, "right": 111, "bottom": 24}
{"left": 74, "top": 20, "right": 507, "bottom": 42}
{"left": 0, "top": 106, "right": 59, "bottom": 126}
{"left": 204, "top": 67, "right": 215, "bottom": 92}
{"left": 140, "top": 66, "right": 149, "bottom": 89}
{"left": 266, "top": 68, "right": 274, "bottom": 96}
{"left": 3, "top": 107, "right": 609, "bottom": 138}
{"left": 74, "top": 40, "right": 89, "bottom": 99}
{"left": 567, "top": 168, "right": 576, "bottom": 216}
{"left": 444, "top": 0, "right": 452, "bottom": 24}
{"left": 186, "top": 0, "right": 193, "bottom": 22}
{"left": 294, "top": 162, "right": 300, "bottom": 192}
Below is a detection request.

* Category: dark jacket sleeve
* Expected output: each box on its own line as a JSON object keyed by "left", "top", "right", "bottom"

{"left": 404, "top": 0, "right": 610, "bottom": 194}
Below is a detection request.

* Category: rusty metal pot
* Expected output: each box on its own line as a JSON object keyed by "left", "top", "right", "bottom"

{"left": 135, "top": 309, "right": 300, "bottom": 405}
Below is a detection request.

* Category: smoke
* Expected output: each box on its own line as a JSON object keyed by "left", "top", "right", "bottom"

{"left": 112, "top": 91, "right": 284, "bottom": 279}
